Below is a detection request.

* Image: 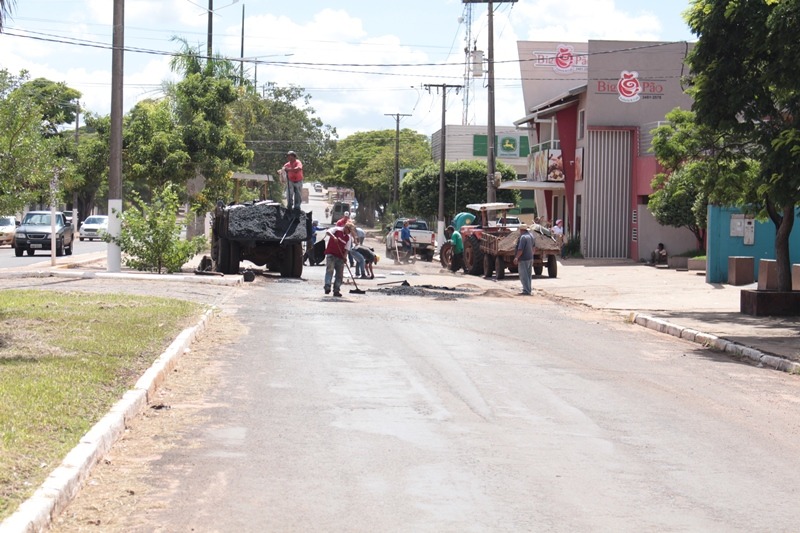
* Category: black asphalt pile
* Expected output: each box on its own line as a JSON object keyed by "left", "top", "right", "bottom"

{"left": 225, "top": 203, "right": 308, "bottom": 242}
{"left": 375, "top": 284, "right": 472, "bottom": 298}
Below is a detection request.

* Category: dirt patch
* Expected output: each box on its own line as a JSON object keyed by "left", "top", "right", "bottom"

{"left": 51, "top": 314, "right": 244, "bottom": 532}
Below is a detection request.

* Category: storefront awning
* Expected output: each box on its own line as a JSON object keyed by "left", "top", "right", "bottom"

{"left": 514, "top": 84, "right": 587, "bottom": 126}
{"left": 498, "top": 180, "right": 565, "bottom": 191}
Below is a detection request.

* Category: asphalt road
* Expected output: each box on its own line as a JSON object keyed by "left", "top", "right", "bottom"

{"left": 0, "top": 239, "right": 106, "bottom": 269}
{"left": 50, "top": 263, "right": 800, "bottom": 532}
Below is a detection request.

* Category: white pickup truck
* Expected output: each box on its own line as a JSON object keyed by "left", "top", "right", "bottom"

{"left": 385, "top": 218, "right": 436, "bottom": 262}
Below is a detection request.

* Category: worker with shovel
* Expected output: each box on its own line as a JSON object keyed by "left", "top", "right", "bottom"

{"left": 323, "top": 222, "right": 355, "bottom": 297}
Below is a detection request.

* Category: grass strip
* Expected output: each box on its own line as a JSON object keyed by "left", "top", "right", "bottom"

{"left": 0, "top": 289, "right": 202, "bottom": 520}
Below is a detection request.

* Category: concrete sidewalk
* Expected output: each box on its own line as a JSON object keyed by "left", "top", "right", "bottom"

{"left": 536, "top": 259, "right": 799, "bottom": 370}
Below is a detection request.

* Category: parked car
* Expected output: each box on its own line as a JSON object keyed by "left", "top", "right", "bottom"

{"left": 384, "top": 217, "right": 437, "bottom": 262}
{"left": 0, "top": 216, "right": 18, "bottom": 246}
{"left": 495, "top": 216, "right": 522, "bottom": 227}
{"left": 79, "top": 215, "right": 109, "bottom": 241}
{"left": 13, "top": 211, "right": 75, "bottom": 257}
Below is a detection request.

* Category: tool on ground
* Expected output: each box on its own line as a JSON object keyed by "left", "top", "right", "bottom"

{"left": 377, "top": 280, "right": 410, "bottom": 287}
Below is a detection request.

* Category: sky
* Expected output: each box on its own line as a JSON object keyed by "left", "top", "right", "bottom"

{"left": 1, "top": 0, "right": 696, "bottom": 141}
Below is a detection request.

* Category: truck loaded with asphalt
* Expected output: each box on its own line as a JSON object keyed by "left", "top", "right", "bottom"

{"left": 211, "top": 200, "right": 311, "bottom": 277}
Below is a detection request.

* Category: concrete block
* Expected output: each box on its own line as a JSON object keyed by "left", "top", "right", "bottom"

{"left": 728, "top": 256, "right": 755, "bottom": 285}
{"left": 687, "top": 258, "right": 706, "bottom": 271}
{"left": 757, "top": 259, "right": 778, "bottom": 290}
{"left": 667, "top": 256, "right": 688, "bottom": 269}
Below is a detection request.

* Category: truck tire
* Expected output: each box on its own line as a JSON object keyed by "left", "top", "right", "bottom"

{"left": 467, "top": 234, "right": 484, "bottom": 276}
{"left": 215, "top": 237, "right": 230, "bottom": 273}
{"left": 547, "top": 254, "right": 558, "bottom": 278}
{"left": 439, "top": 242, "right": 453, "bottom": 269}
{"left": 495, "top": 256, "right": 506, "bottom": 280}
{"left": 483, "top": 254, "right": 494, "bottom": 278}
{"left": 227, "top": 240, "right": 240, "bottom": 275}
{"left": 533, "top": 264, "right": 543, "bottom": 276}
{"left": 291, "top": 243, "right": 303, "bottom": 278}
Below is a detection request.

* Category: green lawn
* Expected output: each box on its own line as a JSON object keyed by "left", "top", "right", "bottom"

{"left": 0, "top": 289, "right": 204, "bottom": 520}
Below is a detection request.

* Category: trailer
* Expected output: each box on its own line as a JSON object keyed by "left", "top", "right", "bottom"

{"left": 440, "top": 202, "right": 559, "bottom": 278}
{"left": 211, "top": 200, "right": 311, "bottom": 277}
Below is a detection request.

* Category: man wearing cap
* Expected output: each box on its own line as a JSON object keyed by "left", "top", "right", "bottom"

{"left": 553, "top": 218, "right": 565, "bottom": 259}
{"left": 513, "top": 224, "right": 536, "bottom": 295}
{"left": 282, "top": 151, "right": 304, "bottom": 211}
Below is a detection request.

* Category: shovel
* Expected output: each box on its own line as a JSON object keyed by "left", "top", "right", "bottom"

{"left": 333, "top": 229, "right": 366, "bottom": 295}
{"left": 377, "top": 280, "right": 410, "bottom": 287}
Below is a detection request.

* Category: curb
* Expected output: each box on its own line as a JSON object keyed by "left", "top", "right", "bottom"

{"left": 630, "top": 312, "right": 800, "bottom": 374}
{"left": 0, "top": 308, "right": 218, "bottom": 533}
{"left": 0, "top": 269, "right": 242, "bottom": 286}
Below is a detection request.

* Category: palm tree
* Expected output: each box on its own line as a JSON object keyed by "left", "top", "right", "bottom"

{"left": 0, "top": 0, "right": 16, "bottom": 32}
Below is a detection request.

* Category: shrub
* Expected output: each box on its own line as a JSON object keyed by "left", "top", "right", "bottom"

{"left": 106, "top": 185, "right": 207, "bottom": 273}
{"left": 563, "top": 235, "right": 583, "bottom": 258}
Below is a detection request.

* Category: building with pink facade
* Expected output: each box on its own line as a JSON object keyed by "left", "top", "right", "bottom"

{"left": 508, "top": 40, "right": 699, "bottom": 260}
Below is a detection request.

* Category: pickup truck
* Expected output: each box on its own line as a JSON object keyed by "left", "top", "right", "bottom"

{"left": 13, "top": 210, "right": 76, "bottom": 257}
{"left": 385, "top": 218, "right": 436, "bottom": 262}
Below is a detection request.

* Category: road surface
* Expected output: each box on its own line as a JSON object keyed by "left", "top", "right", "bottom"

{"left": 50, "top": 266, "right": 800, "bottom": 532}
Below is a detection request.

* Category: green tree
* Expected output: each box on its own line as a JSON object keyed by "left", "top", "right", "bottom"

{"left": 649, "top": 108, "right": 711, "bottom": 248}
{"left": 231, "top": 83, "right": 337, "bottom": 205}
{"left": 18, "top": 77, "right": 81, "bottom": 137}
{"left": 166, "top": 39, "right": 253, "bottom": 236}
{"left": 0, "top": 69, "right": 57, "bottom": 214}
{"left": 73, "top": 113, "right": 110, "bottom": 218}
{"left": 124, "top": 98, "right": 192, "bottom": 200}
{"left": 686, "top": 0, "right": 800, "bottom": 291}
{"left": 399, "top": 159, "right": 519, "bottom": 225}
{"left": 107, "top": 185, "right": 206, "bottom": 274}
{"left": 328, "top": 129, "right": 430, "bottom": 226}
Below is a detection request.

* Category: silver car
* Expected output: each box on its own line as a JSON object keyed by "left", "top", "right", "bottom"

{"left": 79, "top": 215, "right": 109, "bottom": 241}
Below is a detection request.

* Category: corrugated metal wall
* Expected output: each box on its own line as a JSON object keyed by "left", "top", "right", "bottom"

{"left": 584, "top": 130, "right": 632, "bottom": 258}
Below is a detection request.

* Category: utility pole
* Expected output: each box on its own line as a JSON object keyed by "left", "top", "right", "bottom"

{"left": 207, "top": 0, "right": 213, "bottom": 60}
{"left": 463, "top": 0, "right": 517, "bottom": 203}
{"left": 384, "top": 113, "right": 411, "bottom": 204}
{"left": 424, "top": 83, "right": 462, "bottom": 246}
{"left": 108, "top": 0, "right": 124, "bottom": 272}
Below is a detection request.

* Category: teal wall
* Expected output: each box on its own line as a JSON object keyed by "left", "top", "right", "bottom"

{"left": 707, "top": 206, "right": 800, "bottom": 283}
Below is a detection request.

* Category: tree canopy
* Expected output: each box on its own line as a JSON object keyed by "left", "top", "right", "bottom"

{"left": 0, "top": 70, "right": 60, "bottom": 214}
{"left": 399, "top": 159, "right": 519, "bottom": 225}
{"left": 327, "top": 128, "right": 431, "bottom": 226}
{"left": 686, "top": 0, "right": 800, "bottom": 291}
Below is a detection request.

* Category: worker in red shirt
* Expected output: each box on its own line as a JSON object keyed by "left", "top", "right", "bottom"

{"left": 282, "top": 150, "right": 304, "bottom": 211}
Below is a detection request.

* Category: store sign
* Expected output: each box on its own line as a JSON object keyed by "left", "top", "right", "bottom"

{"left": 595, "top": 70, "right": 665, "bottom": 103}
{"left": 530, "top": 149, "right": 564, "bottom": 182}
{"left": 533, "top": 44, "right": 588, "bottom": 75}
{"left": 498, "top": 136, "right": 519, "bottom": 157}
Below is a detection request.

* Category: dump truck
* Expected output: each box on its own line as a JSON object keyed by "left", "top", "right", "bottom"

{"left": 211, "top": 200, "right": 311, "bottom": 277}
{"left": 440, "top": 202, "right": 559, "bottom": 278}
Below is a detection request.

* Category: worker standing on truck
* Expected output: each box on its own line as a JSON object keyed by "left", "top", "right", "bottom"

{"left": 282, "top": 150, "right": 304, "bottom": 211}
{"left": 513, "top": 224, "right": 536, "bottom": 296}
{"left": 323, "top": 222, "right": 354, "bottom": 297}
{"left": 445, "top": 225, "right": 465, "bottom": 274}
